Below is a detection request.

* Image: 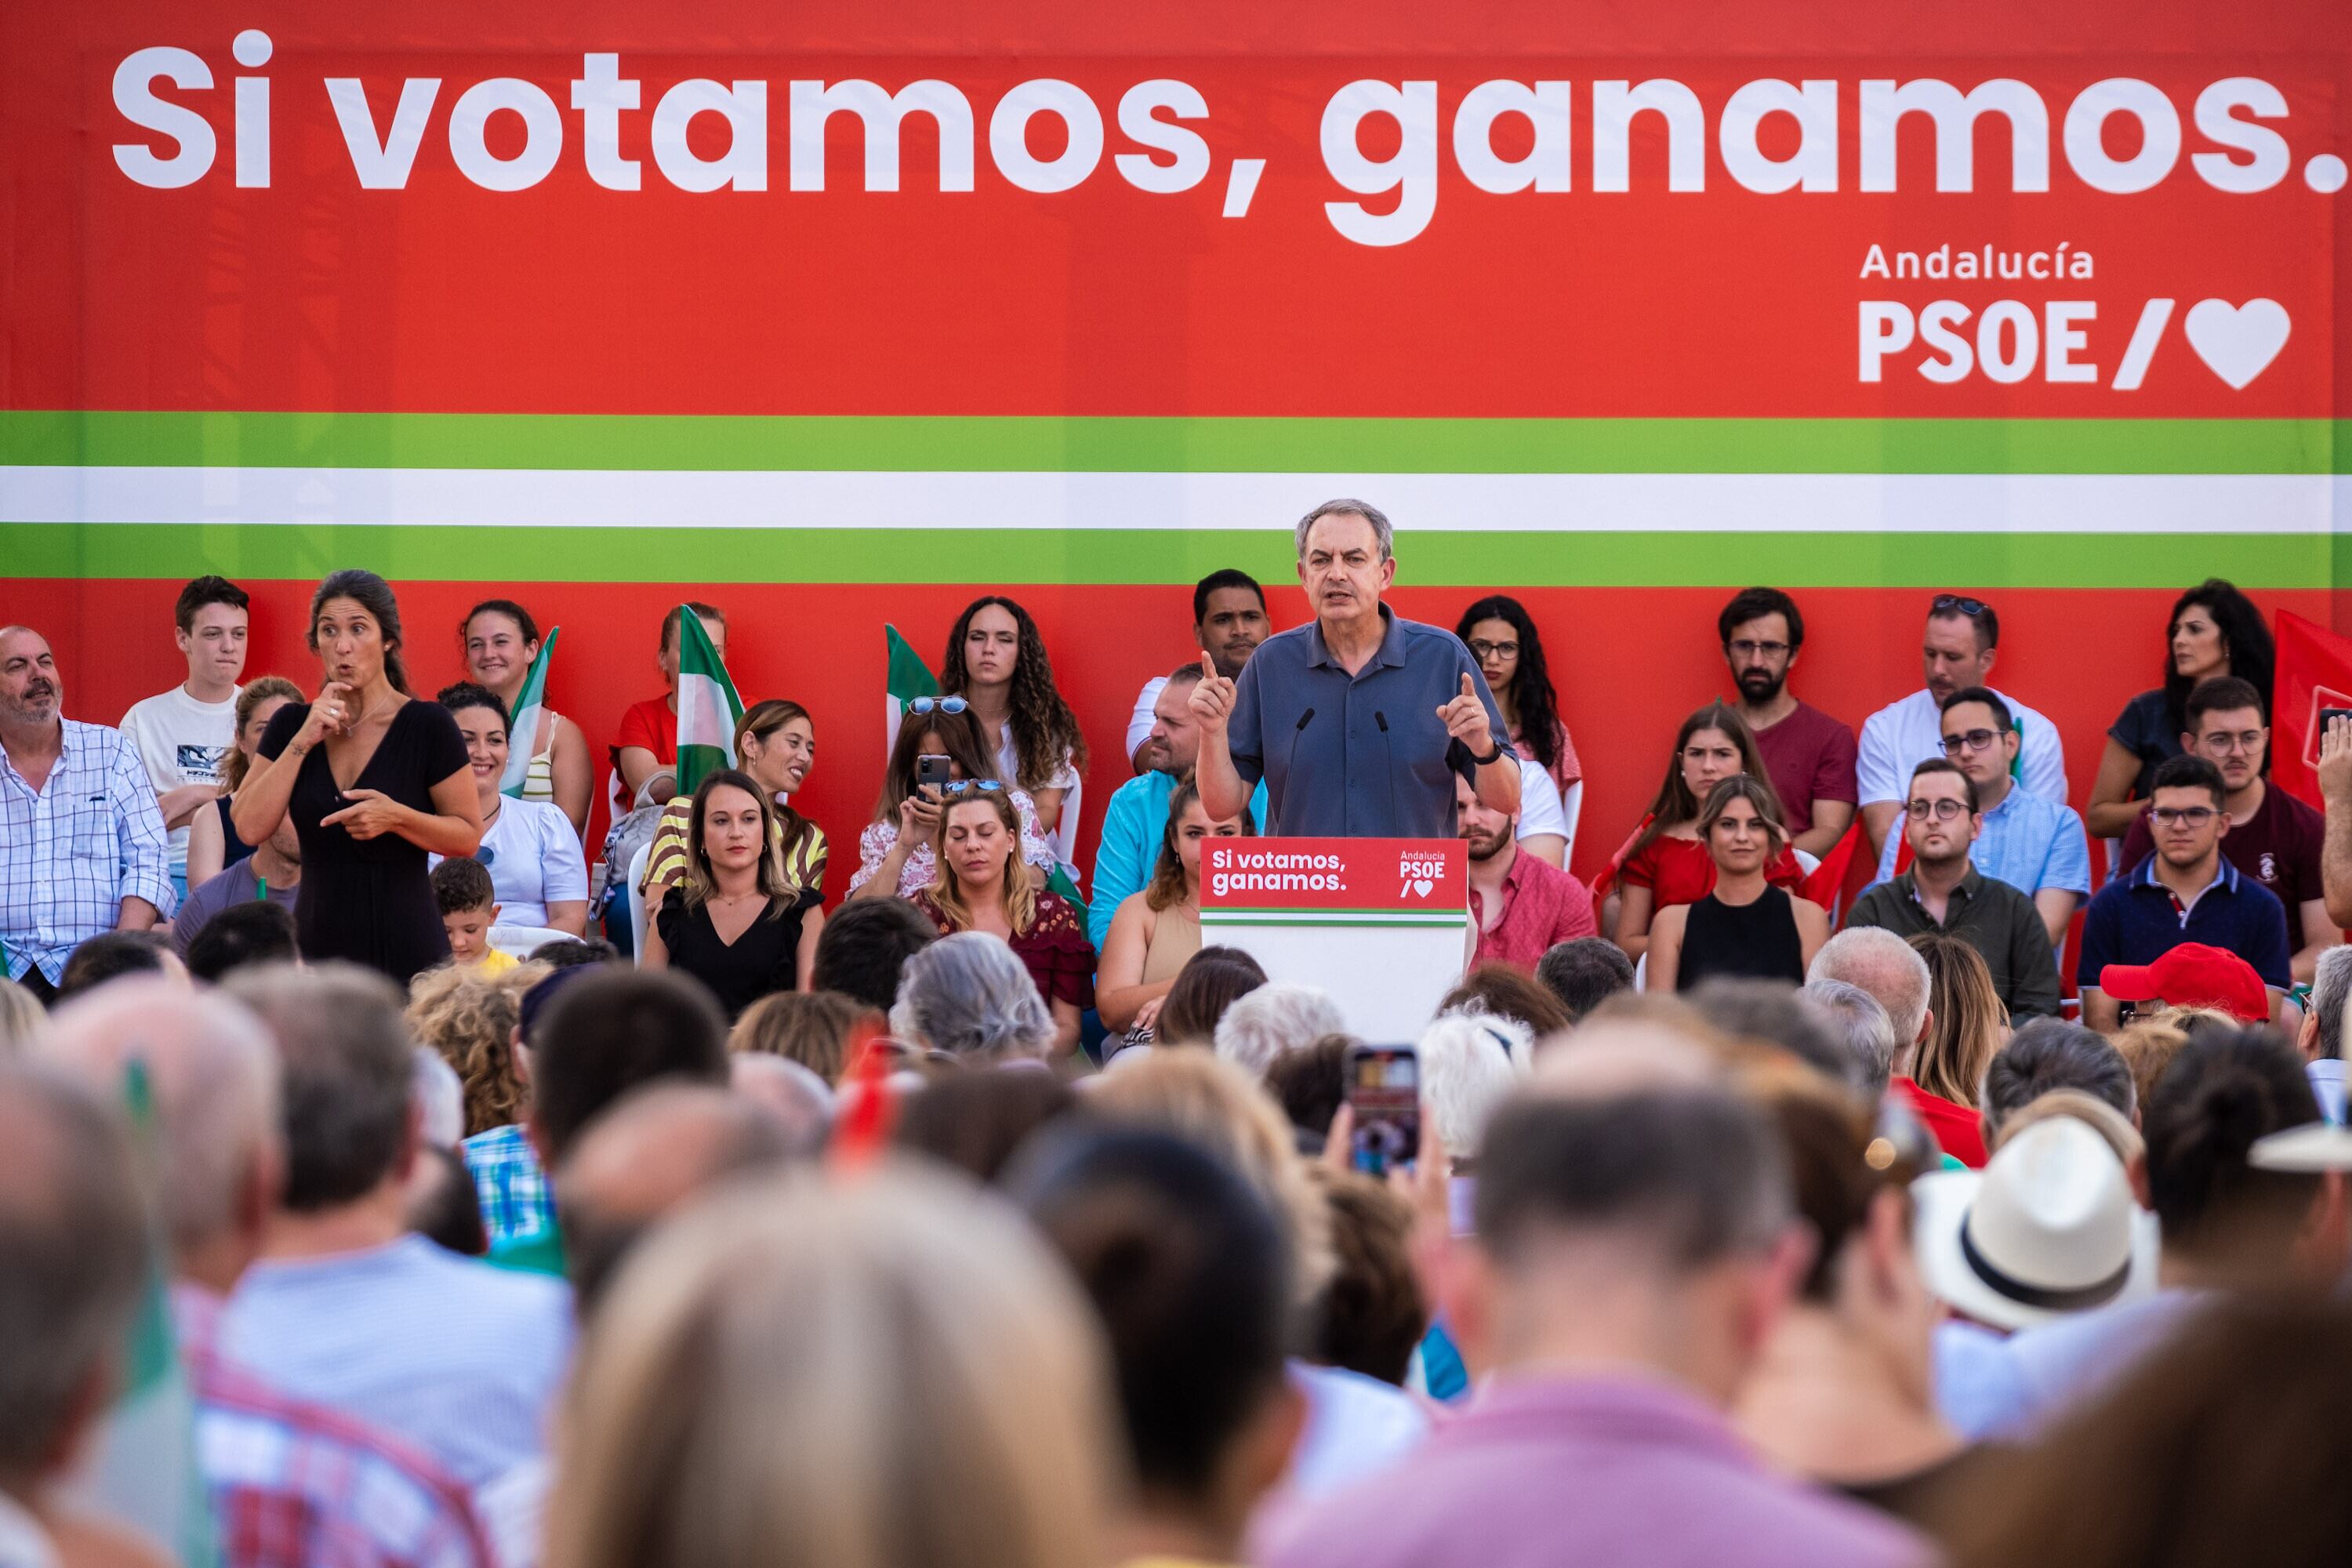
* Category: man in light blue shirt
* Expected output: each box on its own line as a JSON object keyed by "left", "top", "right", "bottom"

{"left": 1090, "top": 664, "right": 1267, "bottom": 949}
{"left": 1869, "top": 687, "right": 2088, "bottom": 949}
{"left": 220, "top": 966, "right": 572, "bottom": 1489}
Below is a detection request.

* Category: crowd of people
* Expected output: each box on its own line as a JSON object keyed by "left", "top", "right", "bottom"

{"left": 4, "top": 497, "right": 2351, "bottom": 1567}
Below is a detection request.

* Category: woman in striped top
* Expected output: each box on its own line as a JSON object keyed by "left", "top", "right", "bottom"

{"left": 460, "top": 600, "right": 592, "bottom": 838}
{"left": 639, "top": 699, "right": 828, "bottom": 916}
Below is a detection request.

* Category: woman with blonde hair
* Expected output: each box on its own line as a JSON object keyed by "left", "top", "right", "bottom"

{"left": 545, "top": 1163, "right": 1119, "bottom": 1568}
{"left": 406, "top": 961, "right": 546, "bottom": 1136}
{"left": 1907, "top": 932, "right": 2008, "bottom": 1109}
{"left": 642, "top": 770, "right": 826, "bottom": 1021}
{"left": 729, "top": 990, "right": 880, "bottom": 1086}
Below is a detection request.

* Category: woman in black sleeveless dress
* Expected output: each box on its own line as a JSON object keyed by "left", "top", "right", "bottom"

{"left": 642, "top": 768, "right": 826, "bottom": 1021}
{"left": 1645, "top": 775, "right": 1829, "bottom": 993}
{"left": 233, "top": 572, "right": 483, "bottom": 985}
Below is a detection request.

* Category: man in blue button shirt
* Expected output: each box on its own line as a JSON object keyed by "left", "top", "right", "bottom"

{"left": 2078, "top": 755, "right": 2292, "bottom": 1033}
{"left": 1193, "top": 499, "right": 1518, "bottom": 838}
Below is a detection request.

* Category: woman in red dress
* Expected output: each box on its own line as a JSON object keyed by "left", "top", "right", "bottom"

{"left": 1609, "top": 702, "right": 1804, "bottom": 963}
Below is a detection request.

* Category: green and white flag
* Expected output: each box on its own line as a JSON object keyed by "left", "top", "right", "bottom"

{"left": 884, "top": 623, "right": 939, "bottom": 757}
{"left": 497, "top": 625, "right": 559, "bottom": 797}
{"left": 674, "top": 607, "right": 744, "bottom": 798}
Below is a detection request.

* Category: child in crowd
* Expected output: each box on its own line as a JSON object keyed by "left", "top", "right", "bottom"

{"left": 433, "top": 856, "right": 517, "bottom": 975}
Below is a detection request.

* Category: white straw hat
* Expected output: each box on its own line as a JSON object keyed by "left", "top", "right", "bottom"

{"left": 1912, "top": 1116, "right": 2159, "bottom": 1332}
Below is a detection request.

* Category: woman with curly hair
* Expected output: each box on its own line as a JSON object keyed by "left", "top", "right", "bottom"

{"left": 941, "top": 596, "right": 1089, "bottom": 844}
{"left": 1456, "top": 594, "right": 1581, "bottom": 797}
{"left": 2085, "top": 578, "right": 2275, "bottom": 839}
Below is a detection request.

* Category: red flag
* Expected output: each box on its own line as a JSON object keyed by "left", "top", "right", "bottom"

{"left": 1801, "top": 820, "right": 1864, "bottom": 907}
{"left": 2270, "top": 611, "right": 2352, "bottom": 812}
{"left": 829, "top": 1018, "right": 897, "bottom": 1168}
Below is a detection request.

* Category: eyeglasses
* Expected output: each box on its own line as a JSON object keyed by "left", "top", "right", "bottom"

{"left": 2197, "top": 730, "right": 2266, "bottom": 756}
{"left": 905, "top": 695, "right": 968, "bottom": 717}
{"left": 1727, "top": 639, "right": 1791, "bottom": 659}
{"left": 938, "top": 779, "right": 1004, "bottom": 796}
{"left": 1465, "top": 639, "right": 1519, "bottom": 660}
{"left": 1940, "top": 728, "right": 2008, "bottom": 755}
{"left": 1931, "top": 594, "right": 1990, "bottom": 618}
{"left": 2150, "top": 806, "right": 2218, "bottom": 828}
{"left": 1903, "top": 798, "right": 1969, "bottom": 822}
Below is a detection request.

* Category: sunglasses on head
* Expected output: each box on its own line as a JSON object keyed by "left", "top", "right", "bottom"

{"left": 906, "top": 695, "right": 968, "bottom": 717}
{"left": 938, "top": 779, "right": 1004, "bottom": 796}
{"left": 1931, "top": 594, "right": 1989, "bottom": 618}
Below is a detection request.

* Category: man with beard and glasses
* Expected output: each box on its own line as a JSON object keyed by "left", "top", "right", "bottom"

{"left": 1719, "top": 587, "right": 1857, "bottom": 860}
{"left": 1461, "top": 775, "right": 1597, "bottom": 971}
{"left": 1, "top": 626, "right": 174, "bottom": 1003}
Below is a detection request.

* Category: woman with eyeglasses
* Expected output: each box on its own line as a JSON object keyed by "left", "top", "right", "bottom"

{"left": 1456, "top": 595, "right": 1581, "bottom": 798}
{"left": 1096, "top": 777, "right": 1257, "bottom": 1036}
{"left": 2085, "top": 579, "right": 2276, "bottom": 840}
{"left": 849, "top": 697, "right": 1057, "bottom": 902}
{"left": 940, "top": 596, "right": 1090, "bottom": 840}
{"left": 1604, "top": 702, "right": 1804, "bottom": 963}
{"left": 909, "top": 788, "right": 1094, "bottom": 1057}
{"left": 641, "top": 768, "right": 825, "bottom": 1020}
{"left": 1644, "top": 776, "right": 1828, "bottom": 993}
{"left": 638, "top": 699, "right": 826, "bottom": 918}
{"left": 431, "top": 684, "right": 590, "bottom": 935}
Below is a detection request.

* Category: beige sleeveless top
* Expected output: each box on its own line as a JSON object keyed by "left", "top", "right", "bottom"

{"left": 1141, "top": 904, "right": 1203, "bottom": 985}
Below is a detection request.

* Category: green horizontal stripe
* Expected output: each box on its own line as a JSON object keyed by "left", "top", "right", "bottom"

{"left": 6, "top": 524, "right": 2342, "bottom": 589}
{"left": 2, "top": 411, "right": 2345, "bottom": 475}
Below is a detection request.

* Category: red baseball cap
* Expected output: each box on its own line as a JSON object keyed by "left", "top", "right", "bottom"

{"left": 2099, "top": 942, "right": 2270, "bottom": 1022}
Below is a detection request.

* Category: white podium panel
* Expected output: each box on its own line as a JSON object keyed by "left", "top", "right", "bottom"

{"left": 1199, "top": 838, "right": 1469, "bottom": 1040}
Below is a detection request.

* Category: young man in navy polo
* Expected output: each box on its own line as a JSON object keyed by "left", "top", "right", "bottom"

{"left": 2078, "top": 755, "right": 2292, "bottom": 1033}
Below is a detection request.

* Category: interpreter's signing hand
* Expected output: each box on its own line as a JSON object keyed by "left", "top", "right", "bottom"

{"left": 1437, "top": 672, "right": 1495, "bottom": 755}
{"left": 899, "top": 789, "right": 944, "bottom": 847}
{"left": 2321, "top": 714, "right": 2352, "bottom": 804}
{"left": 1189, "top": 652, "right": 1237, "bottom": 735}
{"left": 321, "top": 787, "right": 404, "bottom": 840}
{"left": 294, "top": 681, "right": 357, "bottom": 751}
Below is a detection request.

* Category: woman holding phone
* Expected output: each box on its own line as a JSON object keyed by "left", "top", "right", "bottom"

{"left": 1644, "top": 776, "right": 1828, "bottom": 993}
{"left": 1095, "top": 778, "right": 1256, "bottom": 1033}
{"left": 849, "top": 697, "right": 1055, "bottom": 901}
{"left": 909, "top": 786, "right": 1094, "bottom": 1057}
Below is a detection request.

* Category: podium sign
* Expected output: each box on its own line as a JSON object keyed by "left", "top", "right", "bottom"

{"left": 1200, "top": 838, "right": 1469, "bottom": 1040}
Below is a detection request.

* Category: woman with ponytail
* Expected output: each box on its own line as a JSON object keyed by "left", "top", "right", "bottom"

{"left": 232, "top": 570, "right": 482, "bottom": 982}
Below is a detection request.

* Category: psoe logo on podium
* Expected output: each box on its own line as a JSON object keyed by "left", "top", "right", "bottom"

{"left": 1200, "top": 838, "right": 1467, "bottom": 926}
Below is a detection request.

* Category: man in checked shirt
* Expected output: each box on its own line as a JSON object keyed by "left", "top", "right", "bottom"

{"left": 1, "top": 626, "right": 175, "bottom": 1002}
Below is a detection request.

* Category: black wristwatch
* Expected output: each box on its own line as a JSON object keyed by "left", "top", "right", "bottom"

{"left": 1468, "top": 740, "right": 1508, "bottom": 766}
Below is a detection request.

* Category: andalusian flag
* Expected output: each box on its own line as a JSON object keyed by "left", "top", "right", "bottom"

{"left": 884, "top": 623, "right": 938, "bottom": 757}
{"left": 497, "top": 625, "right": 559, "bottom": 797}
{"left": 674, "top": 607, "right": 744, "bottom": 798}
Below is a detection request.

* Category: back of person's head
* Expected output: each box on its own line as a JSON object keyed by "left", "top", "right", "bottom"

{"left": 407, "top": 1142, "right": 487, "bottom": 1258}
{"left": 1420, "top": 1011, "right": 1534, "bottom": 1159}
{"left": 893, "top": 1069, "right": 1080, "bottom": 1185}
{"left": 1691, "top": 978, "right": 1862, "bottom": 1090}
{"left": 1983, "top": 1020, "right": 2137, "bottom": 1139}
{"left": 1439, "top": 964, "right": 1571, "bottom": 1037}
{"left": 0, "top": 978, "right": 45, "bottom": 1056}
{"left": 56, "top": 929, "right": 176, "bottom": 1003}
{"left": 1535, "top": 938, "right": 1635, "bottom": 1026}
{"left": 1745, "top": 1068, "right": 1917, "bottom": 1303}
{"left": 557, "top": 1082, "right": 808, "bottom": 1315}
{"left": 529, "top": 970, "right": 729, "bottom": 1164}
{"left": 546, "top": 1163, "right": 1116, "bottom": 1568}
{"left": 431, "top": 855, "right": 496, "bottom": 916}
{"left": 41, "top": 979, "right": 280, "bottom": 1261}
{"left": 1907, "top": 932, "right": 2006, "bottom": 1109}
{"left": 810, "top": 897, "right": 938, "bottom": 1012}
{"left": 186, "top": 899, "right": 299, "bottom": 984}
{"left": 1791, "top": 979, "right": 1899, "bottom": 1098}
{"left": 729, "top": 989, "right": 879, "bottom": 1085}
{"left": 528, "top": 937, "right": 622, "bottom": 970}
{"left": 1262, "top": 1033, "right": 1350, "bottom": 1145}
{"left": 0, "top": 1063, "right": 151, "bottom": 1484}
{"left": 1154, "top": 946, "right": 1267, "bottom": 1046}
{"left": 1088, "top": 1048, "right": 1334, "bottom": 1303}
{"left": 2142, "top": 1027, "right": 2325, "bottom": 1259}
{"left": 2302, "top": 943, "right": 2352, "bottom": 1063}
{"left": 1806, "top": 928, "right": 1932, "bottom": 1054}
{"left": 226, "top": 964, "right": 415, "bottom": 1211}
{"left": 1941, "top": 1296, "right": 2352, "bottom": 1568}
{"left": 889, "top": 931, "right": 1056, "bottom": 1062}
{"left": 726, "top": 1055, "right": 836, "bottom": 1153}
{"left": 1213, "top": 982, "right": 1344, "bottom": 1078}
{"left": 2112, "top": 1021, "right": 2193, "bottom": 1116}
{"left": 1012, "top": 1127, "right": 1299, "bottom": 1515}
{"left": 1307, "top": 1167, "right": 1425, "bottom": 1385}
{"left": 406, "top": 962, "right": 543, "bottom": 1137}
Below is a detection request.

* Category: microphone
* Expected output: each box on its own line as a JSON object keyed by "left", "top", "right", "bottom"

{"left": 1283, "top": 709, "right": 1316, "bottom": 827}
{"left": 1374, "top": 710, "right": 1401, "bottom": 833}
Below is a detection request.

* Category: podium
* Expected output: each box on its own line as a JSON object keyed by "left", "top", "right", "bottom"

{"left": 1199, "top": 837, "right": 1470, "bottom": 1040}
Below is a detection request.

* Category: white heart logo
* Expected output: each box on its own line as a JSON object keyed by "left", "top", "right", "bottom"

{"left": 2183, "top": 299, "right": 2290, "bottom": 390}
{"left": 1411, "top": 877, "right": 1434, "bottom": 898}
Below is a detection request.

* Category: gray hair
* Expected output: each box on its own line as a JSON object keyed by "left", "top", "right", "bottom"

{"left": 0, "top": 1063, "right": 150, "bottom": 1476}
{"left": 889, "top": 932, "right": 1057, "bottom": 1062}
{"left": 1214, "top": 983, "right": 1346, "bottom": 1079}
{"left": 1294, "top": 498, "right": 1395, "bottom": 563}
{"left": 1420, "top": 1011, "right": 1534, "bottom": 1157}
{"left": 1800, "top": 979, "right": 1900, "bottom": 1099}
{"left": 413, "top": 1047, "right": 466, "bottom": 1150}
{"left": 728, "top": 1054, "right": 837, "bottom": 1154}
{"left": 226, "top": 963, "right": 416, "bottom": 1211}
{"left": 1807, "top": 928, "right": 1932, "bottom": 1060}
{"left": 0, "top": 978, "right": 46, "bottom": 1055}
{"left": 2309, "top": 946, "right": 2352, "bottom": 1064}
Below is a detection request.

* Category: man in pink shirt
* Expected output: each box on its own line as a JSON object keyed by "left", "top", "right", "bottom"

{"left": 1461, "top": 775, "right": 1596, "bottom": 971}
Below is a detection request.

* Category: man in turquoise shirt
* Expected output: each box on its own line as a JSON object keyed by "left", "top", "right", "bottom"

{"left": 1090, "top": 663, "right": 1267, "bottom": 949}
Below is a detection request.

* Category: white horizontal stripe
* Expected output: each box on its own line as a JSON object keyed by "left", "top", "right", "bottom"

{"left": 2, "top": 466, "right": 2344, "bottom": 534}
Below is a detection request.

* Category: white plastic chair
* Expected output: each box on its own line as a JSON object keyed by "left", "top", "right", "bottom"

{"left": 1048, "top": 773, "right": 1084, "bottom": 891}
{"left": 625, "top": 843, "right": 652, "bottom": 964}
{"left": 488, "top": 924, "right": 569, "bottom": 960}
{"left": 1558, "top": 780, "right": 1584, "bottom": 866}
